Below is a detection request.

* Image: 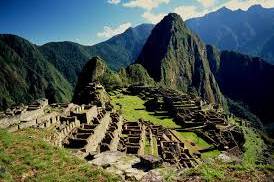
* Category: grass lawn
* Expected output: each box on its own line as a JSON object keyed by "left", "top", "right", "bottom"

{"left": 174, "top": 131, "right": 220, "bottom": 158}
{"left": 0, "top": 129, "right": 119, "bottom": 181}
{"left": 151, "top": 137, "right": 158, "bottom": 157}
{"left": 143, "top": 136, "right": 151, "bottom": 155}
{"left": 174, "top": 131, "right": 211, "bottom": 150}
{"left": 111, "top": 95, "right": 180, "bottom": 128}
{"left": 201, "top": 150, "right": 221, "bottom": 160}
{"left": 111, "top": 94, "right": 220, "bottom": 158}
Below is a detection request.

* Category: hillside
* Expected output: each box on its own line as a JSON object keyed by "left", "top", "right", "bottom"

{"left": 0, "top": 34, "right": 72, "bottom": 109}
{"left": 0, "top": 24, "right": 153, "bottom": 109}
{"left": 38, "top": 41, "right": 91, "bottom": 85}
{"left": 0, "top": 128, "right": 119, "bottom": 181}
{"left": 40, "top": 24, "right": 154, "bottom": 86}
{"left": 187, "top": 5, "right": 274, "bottom": 64}
{"left": 137, "top": 13, "right": 226, "bottom": 106}
{"left": 207, "top": 46, "right": 274, "bottom": 129}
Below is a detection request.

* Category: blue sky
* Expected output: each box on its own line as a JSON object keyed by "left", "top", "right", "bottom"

{"left": 0, "top": 0, "right": 273, "bottom": 45}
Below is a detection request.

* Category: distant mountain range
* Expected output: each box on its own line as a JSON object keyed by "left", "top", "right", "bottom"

{"left": 186, "top": 5, "right": 274, "bottom": 64}
{"left": 0, "top": 24, "right": 153, "bottom": 109}
{"left": 40, "top": 24, "right": 154, "bottom": 86}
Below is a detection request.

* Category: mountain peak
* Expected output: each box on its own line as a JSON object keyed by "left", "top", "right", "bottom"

{"left": 161, "top": 13, "right": 185, "bottom": 26}
{"left": 78, "top": 56, "right": 107, "bottom": 83}
{"left": 165, "top": 13, "right": 182, "bottom": 20}
{"left": 216, "top": 7, "right": 232, "bottom": 13}
{"left": 72, "top": 56, "right": 108, "bottom": 104}
{"left": 137, "top": 12, "right": 190, "bottom": 81}
{"left": 137, "top": 12, "right": 226, "bottom": 105}
{"left": 248, "top": 4, "right": 263, "bottom": 11}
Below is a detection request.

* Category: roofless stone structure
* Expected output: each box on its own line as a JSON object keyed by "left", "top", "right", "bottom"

{"left": 0, "top": 82, "right": 245, "bottom": 180}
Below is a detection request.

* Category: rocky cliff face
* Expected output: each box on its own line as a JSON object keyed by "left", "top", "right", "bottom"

{"left": 137, "top": 13, "right": 225, "bottom": 106}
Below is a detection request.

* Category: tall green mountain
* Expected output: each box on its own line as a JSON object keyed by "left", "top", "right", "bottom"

{"left": 137, "top": 13, "right": 226, "bottom": 106}
{"left": 186, "top": 5, "right": 274, "bottom": 64}
{"left": 207, "top": 45, "right": 274, "bottom": 129}
{"left": 0, "top": 34, "right": 72, "bottom": 109}
{"left": 39, "top": 41, "right": 91, "bottom": 86}
{"left": 39, "top": 24, "right": 154, "bottom": 86}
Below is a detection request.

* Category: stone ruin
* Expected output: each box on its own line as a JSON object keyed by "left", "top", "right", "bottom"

{"left": 0, "top": 82, "right": 246, "bottom": 178}
{"left": 0, "top": 98, "right": 53, "bottom": 131}
{"left": 127, "top": 85, "right": 245, "bottom": 155}
{"left": 73, "top": 81, "right": 111, "bottom": 109}
{"left": 117, "top": 119, "right": 199, "bottom": 169}
{"left": 0, "top": 93, "right": 200, "bottom": 170}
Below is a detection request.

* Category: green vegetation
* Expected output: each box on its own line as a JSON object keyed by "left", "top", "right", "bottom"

{"left": 151, "top": 137, "right": 158, "bottom": 157}
{"left": 111, "top": 94, "right": 220, "bottom": 159}
{"left": 174, "top": 131, "right": 220, "bottom": 159}
{"left": 122, "top": 64, "right": 155, "bottom": 86}
{"left": 0, "top": 35, "right": 72, "bottom": 110}
{"left": 40, "top": 24, "right": 154, "bottom": 86}
{"left": 143, "top": 136, "right": 158, "bottom": 157}
{"left": 111, "top": 95, "right": 180, "bottom": 128}
{"left": 227, "top": 98, "right": 261, "bottom": 127}
{"left": 228, "top": 116, "right": 267, "bottom": 168}
{"left": 0, "top": 24, "right": 154, "bottom": 110}
{"left": 176, "top": 131, "right": 211, "bottom": 149}
{"left": 181, "top": 159, "right": 273, "bottom": 182}
{"left": 143, "top": 136, "right": 151, "bottom": 155}
{"left": 201, "top": 150, "right": 221, "bottom": 160}
{"left": 137, "top": 13, "right": 226, "bottom": 107}
{"left": 179, "top": 120, "right": 273, "bottom": 181}
{"left": 0, "top": 129, "right": 119, "bottom": 181}
{"left": 241, "top": 126, "right": 266, "bottom": 168}
{"left": 158, "top": 167, "right": 178, "bottom": 182}
{"left": 99, "top": 70, "right": 124, "bottom": 91}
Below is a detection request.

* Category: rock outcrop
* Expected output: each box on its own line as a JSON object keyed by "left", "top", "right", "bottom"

{"left": 72, "top": 57, "right": 110, "bottom": 106}
{"left": 137, "top": 13, "right": 226, "bottom": 106}
{"left": 119, "top": 64, "right": 155, "bottom": 86}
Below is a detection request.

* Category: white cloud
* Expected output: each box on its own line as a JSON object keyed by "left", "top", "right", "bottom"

{"left": 107, "top": 0, "right": 121, "bottom": 4}
{"left": 142, "top": 11, "right": 167, "bottom": 23}
{"left": 127, "top": 0, "right": 274, "bottom": 25}
{"left": 174, "top": 5, "right": 203, "bottom": 20}
{"left": 123, "top": 0, "right": 170, "bottom": 10}
{"left": 173, "top": 0, "right": 274, "bottom": 21}
{"left": 198, "top": 0, "right": 215, "bottom": 8}
{"left": 222, "top": 0, "right": 274, "bottom": 10}
{"left": 97, "top": 22, "right": 132, "bottom": 38}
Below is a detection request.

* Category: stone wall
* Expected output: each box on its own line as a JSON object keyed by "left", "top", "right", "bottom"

{"left": 71, "top": 106, "right": 98, "bottom": 124}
